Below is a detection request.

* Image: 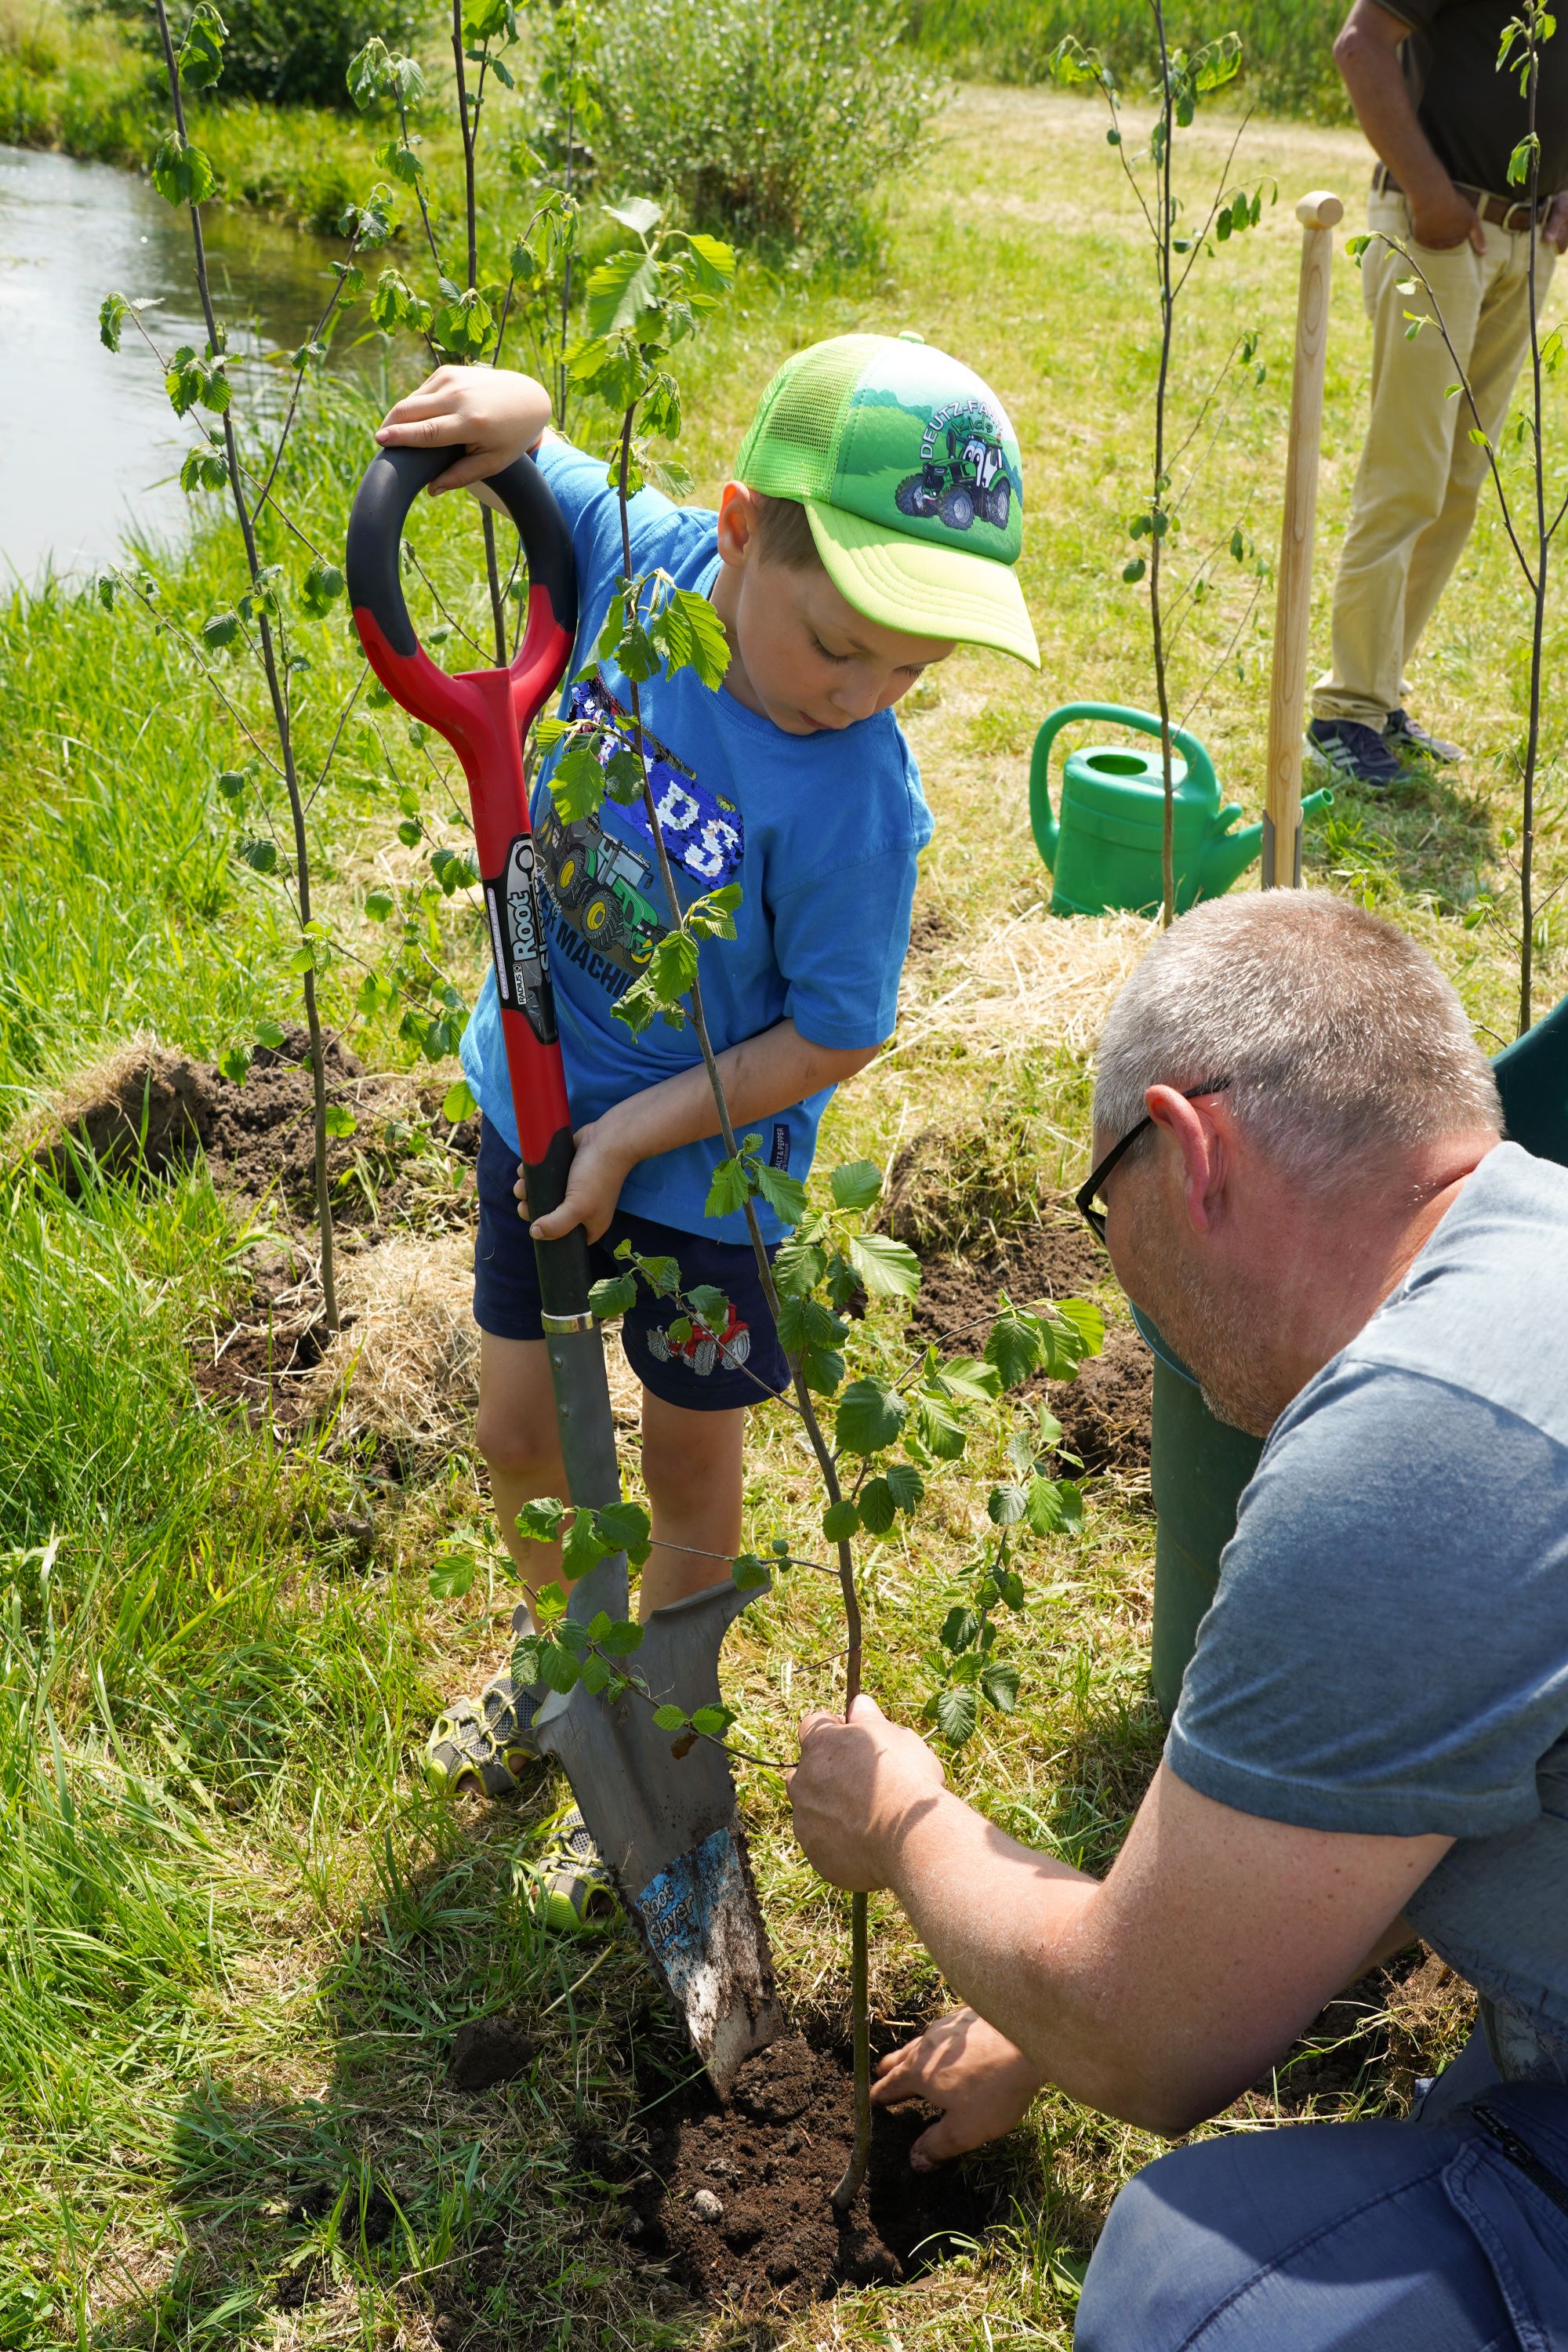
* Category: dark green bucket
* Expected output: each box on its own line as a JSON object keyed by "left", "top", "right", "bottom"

{"left": 1143, "top": 991, "right": 1568, "bottom": 1719}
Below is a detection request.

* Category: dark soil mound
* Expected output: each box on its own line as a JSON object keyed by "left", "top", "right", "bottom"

{"left": 33, "top": 1031, "right": 478, "bottom": 1227}
{"left": 629, "top": 2032, "right": 996, "bottom": 2307}
{"left": 910, "top": 1220, "right": 1152, "bottom": 1475}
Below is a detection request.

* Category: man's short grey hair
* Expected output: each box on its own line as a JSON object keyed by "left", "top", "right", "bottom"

{"left": 1092, "top": 891, "right": 1501, "bottom": 1188}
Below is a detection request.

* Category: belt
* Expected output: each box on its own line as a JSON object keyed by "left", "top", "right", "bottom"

{"left": 1373, "top": 161, "right": 1552, "bottom": 234}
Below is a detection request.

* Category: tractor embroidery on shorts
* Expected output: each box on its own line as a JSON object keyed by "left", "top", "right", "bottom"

{"left": 646, "top": 1303, "right": 753, "bottom": 1378}
{"left": 896, "top": 410, "right": 1018, "bottom": 533}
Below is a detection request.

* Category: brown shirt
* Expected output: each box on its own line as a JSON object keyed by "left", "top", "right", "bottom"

{"left": 1385, "top": 0, "right": 1568, "bottom": 195}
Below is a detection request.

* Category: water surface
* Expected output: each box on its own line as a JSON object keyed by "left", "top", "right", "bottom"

{"left": 0, "top": 142, "right": 379, "bottom": 582}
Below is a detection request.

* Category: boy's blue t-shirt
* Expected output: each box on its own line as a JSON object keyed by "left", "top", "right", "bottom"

{"left": 460, "top": 436, "right": 932, "bottom": 1243}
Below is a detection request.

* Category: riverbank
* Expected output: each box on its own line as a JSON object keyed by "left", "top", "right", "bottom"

{"left": 0, "top": 79, "right": 1555, "bottom": 2349}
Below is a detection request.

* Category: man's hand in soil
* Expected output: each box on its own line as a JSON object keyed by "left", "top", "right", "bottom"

{"left": 871, "top": 2008, "right": 1045, "bottom": 2170}
{"left": 376, "top": 364, "right": 554, "bottom": 494}
{"left": 789, "top": 1694, "right": 945, "bottom": 1892}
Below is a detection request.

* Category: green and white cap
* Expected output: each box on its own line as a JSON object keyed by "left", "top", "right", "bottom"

{"left": 735, "top": 330, "right": 1039, "bottom": 669}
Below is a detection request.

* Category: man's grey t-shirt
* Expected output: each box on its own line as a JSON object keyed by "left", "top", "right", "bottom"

{"left": 1167, "top": 1142, "right": 1568, "bottom": 2064}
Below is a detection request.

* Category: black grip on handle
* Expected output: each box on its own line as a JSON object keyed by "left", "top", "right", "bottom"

{"left": 345, "top": 444, "right": 577, "bottom": 657}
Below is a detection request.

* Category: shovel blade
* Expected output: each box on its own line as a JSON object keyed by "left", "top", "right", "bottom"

{"left": 534, "top": 1558, "right": 784, "bottom": 2090}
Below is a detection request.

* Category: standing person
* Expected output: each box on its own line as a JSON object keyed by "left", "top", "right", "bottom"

{"left": 1308, "top": 0, "right": 1568, "bottom": 789}
{"left": 789, "top": 891, "right": 1568, "bottom": 2349}
{"left": 372, "top": 336, "right": 1039, "bottom": 1924}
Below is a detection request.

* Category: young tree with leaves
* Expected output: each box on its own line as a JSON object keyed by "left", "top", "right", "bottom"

{"left": 1053, "top": 8, "right": 1272, "bottom": 926}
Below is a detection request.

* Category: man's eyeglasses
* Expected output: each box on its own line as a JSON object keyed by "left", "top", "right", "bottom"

{"left": 1075, "top": 1080, "right": 1232, "bottom": 1245}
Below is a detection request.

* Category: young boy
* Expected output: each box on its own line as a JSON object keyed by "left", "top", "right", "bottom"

{"left": 376, "top": 333, "right": 1038, "bottom": 1913}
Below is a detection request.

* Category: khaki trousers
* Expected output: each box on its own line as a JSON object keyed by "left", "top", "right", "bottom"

{"left": 1313, "top": 189, "right": 1557, "bottom": 726}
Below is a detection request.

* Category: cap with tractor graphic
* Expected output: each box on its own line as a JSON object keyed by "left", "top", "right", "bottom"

{"left": 735, "top": 331, "right": 1039, "bottom": 669}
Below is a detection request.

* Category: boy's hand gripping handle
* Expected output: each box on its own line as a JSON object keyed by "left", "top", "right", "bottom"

{"left": 346, "top": 445, "right": 619, "bottom": 1507}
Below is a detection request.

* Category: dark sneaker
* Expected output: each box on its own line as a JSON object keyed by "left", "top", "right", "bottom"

{"left": 1306, "top": 718, "right": 1403, "bottom": 789}
{"left": 533, "top": 1802, "right": 619, "bottom": 1933}
{"left": 1385, "top": 708, "right": 1464, "bottom": 764}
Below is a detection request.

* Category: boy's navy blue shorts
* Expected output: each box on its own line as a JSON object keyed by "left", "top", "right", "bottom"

{"left": 472, "top": 1116, "right": 789, "bottom": 1414}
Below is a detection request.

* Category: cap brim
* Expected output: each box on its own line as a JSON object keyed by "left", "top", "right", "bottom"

{"left": 804, "top": 501, "right": 1040, "bottom": 670}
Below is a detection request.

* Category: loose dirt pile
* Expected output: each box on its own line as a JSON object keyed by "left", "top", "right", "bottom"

{"left": 907, "top": 1217, "right": 1152, "bottom": 1475}
{"left": 627, "top": 2033, "right": 996, "bottom": 2307}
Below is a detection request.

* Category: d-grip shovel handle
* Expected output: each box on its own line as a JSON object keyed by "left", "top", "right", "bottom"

{"left": 345, "top": 442, "right": 594, "bottom": 1330}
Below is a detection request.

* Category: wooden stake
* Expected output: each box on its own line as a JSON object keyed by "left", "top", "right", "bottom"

{"left": 1263, "top": 190, "right": 1342, "bottom": 889}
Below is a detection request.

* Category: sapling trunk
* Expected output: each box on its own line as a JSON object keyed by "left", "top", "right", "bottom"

{"left": 450, "top": 0, "right": 509, "bottom": 662}
{"left": 611, "top": 414, "right": 874, "bottom": 2208}
{"left": 1151, "top": 0, "right": 1177, "bottom": 930}
{"left": 1519, "top": 34, "right": 1546, "bottom": 1040}
{"left": 152, "top": 0, "right": 339, "bottom": 1332}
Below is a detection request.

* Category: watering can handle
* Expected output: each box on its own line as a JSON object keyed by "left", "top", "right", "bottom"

{"left": 1032, "top": 701, "right": 1216, "bottom": 789}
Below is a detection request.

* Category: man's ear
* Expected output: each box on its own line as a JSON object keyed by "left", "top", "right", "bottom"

{"left": 716, "top": 481, "right": 759, "bottom": 571}
{"left": 1145, "top": 1085, "right": 1229, "bottom": 1235}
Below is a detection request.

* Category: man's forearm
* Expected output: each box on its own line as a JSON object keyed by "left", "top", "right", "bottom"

{"left": 883, "top": 1787, "right": 1134, "bottom": 2114}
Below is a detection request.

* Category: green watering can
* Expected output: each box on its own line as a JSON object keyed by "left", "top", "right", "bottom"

{"left": 1029, "top": 701, "right": 1331, "bottom": 918}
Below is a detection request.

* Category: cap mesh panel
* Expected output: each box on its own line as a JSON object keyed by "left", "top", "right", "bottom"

{"left": 735, "top": 335, "right": 887, "bottom": 496}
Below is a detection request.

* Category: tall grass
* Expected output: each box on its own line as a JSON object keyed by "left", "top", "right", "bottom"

{"left": 905, "top": 0, "right": 1351, "bottom": 120}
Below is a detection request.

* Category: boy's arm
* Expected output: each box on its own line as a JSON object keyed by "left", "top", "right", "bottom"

{"left": 524, "top": 1019, "right": 877, "bottom": 1243}
{"left": 376, "top": 365, "right": 554, "bottom": 495}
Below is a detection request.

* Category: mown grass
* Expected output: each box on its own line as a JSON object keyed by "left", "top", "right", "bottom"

{"left": 0, "top": 76, "right": 1552, "bottom": 2350}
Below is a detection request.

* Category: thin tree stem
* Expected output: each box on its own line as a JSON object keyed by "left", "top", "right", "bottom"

{"left": 153, "top": 0, "right": 337, "bottom": 1330}
{"left": 1520, "top": 24, "right": 1545, "bottom": 1037}
{"left": 1151, "top": 0, "right": 1177, "bottom": 929}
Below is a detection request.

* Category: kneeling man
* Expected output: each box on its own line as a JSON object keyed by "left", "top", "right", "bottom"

{"left": 789, "top": 891, "right": 1568, "bottom": 2348}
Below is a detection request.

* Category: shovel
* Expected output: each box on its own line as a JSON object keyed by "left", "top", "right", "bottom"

{"left": 345, "top": 442, "right": 782, "bottom": 2089}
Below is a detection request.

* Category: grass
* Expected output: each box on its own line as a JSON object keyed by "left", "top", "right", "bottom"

{"left": 905, "top": 0, "right": 1351, "bottom": 121}
{"left": 0, "top": 73, "right": 1552, "bottom": 2350}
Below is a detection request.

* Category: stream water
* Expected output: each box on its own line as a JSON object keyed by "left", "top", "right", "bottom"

{"left": 0, "top": 142, "right": 384, "bottom": 583}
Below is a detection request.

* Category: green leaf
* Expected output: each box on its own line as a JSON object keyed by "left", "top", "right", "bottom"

{"left": 546, "top": 741, "right": 608, "bottom": 824}
{"left": 300, "top": 561, "right": 345, "bottom": 618}
{"left": 1025, "top": 1475, "right": 1083, "bottom": 1537}
{"left": 430, "top": 1550, "right": 477, "bottom": 1599}
{"left": 731, "top": 1553, "right": 770, "bottom": 1592}
{"left": 835, "top": 1378, "right": 907, "bottom": 1457}
{"left": 829, "top": 1160, "right": 882, "bottom": 1211}
{"left": 202, "top": 610, "right": 241, "bottom": 650}
{"left": 592, "top": 1500, "right": 653, "bottom": 1565}
{"left": 981, "top": 1658, "right": 1021, "bottom": 1714}
{"left": 605, "top": 196, "right": 664, "bottom": 236}
{"left": 585, "top": 245, "right": 662, "bottom": 336}
{"left": 940, "top": 1603, "right": 980, "bottom": 1653}
{"left": 538, "top": 1639, "right": 581, "bottom": 1696}
{"left": 517, "top": 1499, "right": 566, "bottom": 1546}
{"left": 442, "top": 1078, "right": 477, "bottom": 1123}
{"left": 685, "top": 230, "right": 735, "bottom": 289}
{"left": 884, "top": 1461, "right": 925, "bottom": 1510}
{"left": 239, "top": 838, "right": 277, "bottom": 875}
{"left": 151, "top": 132, "right": 216, "bottom": 209}
{"left": 364, "top": 890, "right": 394, "bottom": 922}
{"left": 99, "top": 293, "right": 129, "bottom": 352}
{"left": 935, "top": 1684, "right": 978, "bottom": 1744}
{"left": 856, "top": 1478, "right": 896, "bottom": 1535}
{"left": 599, "top": 1617, "right": 644, "bottom": 1657}
{"left": 589, "top": 1271, "right": 637, "bottom": 1320}
{"left": 1054, "top": 1298, "right": 1105, "bottom": 1361}
{"left": 987, "top": 1483, "right": 1028, "bottom": 1526}
{"left": 561, "top": 1509, "right": 615, "bottom": 1581}
{"left": 649, "top": 588, "right": 731, "bottom": 691}
{"left": 652, "top": 1703, "right": 687, "bottom": 1731}
{"left": 430, "top": 288, "right": 494, "bottom": 359}
{"left": 754, "top": 1160, "right": 808, "bottom": 1228}
{"left": 773, "top": 1235, "right": 827, "bottom": 1298}
{"left": 256, "top": 1018, "right": 285, "bottom": 1050}
{"left": 322, "top": 1103, "right": 357, "bottom": 1140}
{"left": 178, "top": 1, "right": 227, "bottom": 89}
{"left": 704, "top": 1155, "right": 752, "bottom": 1220}
{"left": 775, "top": 1294, "right": 844, "bottom": 1353}
{"left": 686, "top": 1283, "right": 731, "bottom": 1330}
{"left": 689, "top": 1704, "right": 732, "bottom": 1738}
{"left": 822, "top": 1499, "right": 859, "bottom": 1542}
{"left": 985, "top": 1305, "right": 1044, "bottom": 1388}
{"left": 217, "top": 1044, "right": 251, "bottom": 1085}
{"left": 800, "top": 1345, "right": 845, "bottom": 1396}
{"left": 847, "top": 1231, "right": 920, "bottom": 1301}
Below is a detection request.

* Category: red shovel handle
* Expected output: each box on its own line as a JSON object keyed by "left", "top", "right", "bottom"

{"left": 346, "top": 445, "right": 592, "bottom": 1317}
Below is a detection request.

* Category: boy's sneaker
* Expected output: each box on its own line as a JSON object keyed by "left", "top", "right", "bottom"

{"left": 426, "top": 1668, "right": 542, "bottom": 1798}
{"left": 533, "top": 1802, "right": 619, "bottom": 1933}
{"left": 1385, "top": 708, "right": 1464, "bottom": 764}
{"left": 1305, "top": 718, "right": 1403, "bottom": 789}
